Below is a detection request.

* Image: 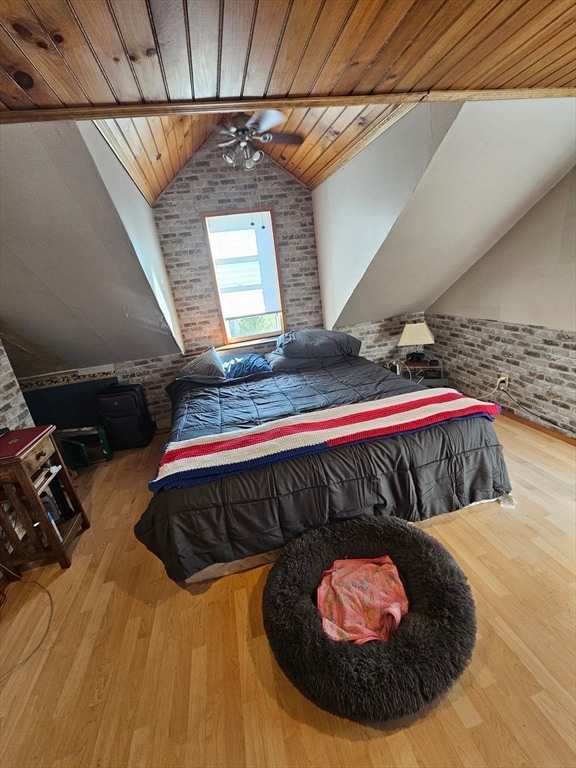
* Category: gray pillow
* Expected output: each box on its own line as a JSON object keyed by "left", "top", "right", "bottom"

{"left": 275, "top": 329, "right": 362, "bottom": 358}
{"left": 266, "top": 352, "right": 345, "bottom": 372}
{"left": 176, "top": 347, "right": 225, "bottom": 382}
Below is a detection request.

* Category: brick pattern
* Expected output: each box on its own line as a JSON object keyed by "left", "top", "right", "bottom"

{"left": 112, "top": 353, "right": 188, "bottom": 429}
{"left": 426, "top": 314, "right": 576, "bottom": 438}
{"left": 337, "top": 313, "right": 425, "bottom": 363}
{"left": 17, "top": 314, "right": 426, "bottom": 431}
{"left": 112, "top": 339, "right": 278, "bottom": 429}
{"left": 113, "top": 314, "right": 425, "bottom": 428}
{"left": 153, "top": 135, "right": 323, "bottom": 351}
{"left": 0, "top": 339, "right": 34, "bottom": 430}
{"left": 16, "top": 313, "right": 574, "bottom": 439}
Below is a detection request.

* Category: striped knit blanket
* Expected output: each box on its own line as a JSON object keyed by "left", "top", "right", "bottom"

{"left": 150, "top": 388, "right": 499, "bottom": 492}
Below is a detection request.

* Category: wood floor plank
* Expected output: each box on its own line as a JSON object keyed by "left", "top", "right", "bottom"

{"left": 0, "top": 416, "right": 574, "bottom": 768}
{"left": 531, "top": 688, "right": 576, "bottom": 751}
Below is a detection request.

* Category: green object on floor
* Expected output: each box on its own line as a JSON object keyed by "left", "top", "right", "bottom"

{"left": 55, "top": 426, "right": 112, "bottom": 468}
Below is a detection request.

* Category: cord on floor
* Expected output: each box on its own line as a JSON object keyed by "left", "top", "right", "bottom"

{"left": 498, "top": 388, "right": 563, "bottom": 430}
{"left": 0, "top": 563, "right": 54, "bottom": 683}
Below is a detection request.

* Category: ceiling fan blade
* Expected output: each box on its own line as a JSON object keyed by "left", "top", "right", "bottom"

{"left": 217, "top": 138, "right": 238, "bottom": 147}
{"left": 266, "top": 132, "right": 304, "bottom": 145}
{"left": 246, "top": 109, "right": 286, "bottom": 133}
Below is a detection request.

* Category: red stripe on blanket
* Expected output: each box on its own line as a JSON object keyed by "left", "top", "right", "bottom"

{"left": 159, "top": 391, "right": 466, "bottom": 466}
{"left": 326, "top": 404, "right": 497, "bottom": 446}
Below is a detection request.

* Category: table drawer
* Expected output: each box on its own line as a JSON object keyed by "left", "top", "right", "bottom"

{"left": 22, "top": 436, "right": 55, "bottom": 476}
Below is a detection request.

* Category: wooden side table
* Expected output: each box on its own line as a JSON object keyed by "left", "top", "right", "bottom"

{"left": 0, "top": 425, "right": 90, "bottom": 579}
{"left": 402, "top": 361, "right": 448, "bottom": 388}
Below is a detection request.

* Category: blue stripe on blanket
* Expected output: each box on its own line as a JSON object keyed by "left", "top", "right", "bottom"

{"left": 149, "top": 413, "right": 491, "bottom": 492}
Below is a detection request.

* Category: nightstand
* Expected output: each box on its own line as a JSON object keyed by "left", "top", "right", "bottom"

{"left": 402, "top": 362, "right": 448, "bottom": 388}
{"left": 0, "top": 425, "right": 90, "bottom": 579}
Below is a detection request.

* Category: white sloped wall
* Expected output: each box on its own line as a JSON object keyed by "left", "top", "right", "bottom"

{"left": 312, "top": 102, "right": 461, "bottom": 329}
{"left": 313, "top": 99, "right": 576, "bottom": 329}
{"left": 77, "top": 122, "right": 184, "bottom": 352}
{"left": 0, "top": 121, "right": 183, "bottom": 374}
{"left": 427, "top": 167, "right": 576, "bottom": 331}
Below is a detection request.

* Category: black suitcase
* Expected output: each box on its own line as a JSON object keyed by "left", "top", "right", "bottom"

{"left": 96, "top": 383, "right": 156, "bottom": 450}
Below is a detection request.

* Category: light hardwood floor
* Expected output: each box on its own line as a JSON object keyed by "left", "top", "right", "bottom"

{"left": 0, "top": 415, "right": 574, "bottom": 768}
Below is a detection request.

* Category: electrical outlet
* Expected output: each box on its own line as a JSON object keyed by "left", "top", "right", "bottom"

{"left": 497, "top": 374, "right": 510, "bottom": 390}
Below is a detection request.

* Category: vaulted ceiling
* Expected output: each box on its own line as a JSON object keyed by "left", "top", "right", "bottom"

{"left": 0, "top": 0, "right": 574, "bottom": 203}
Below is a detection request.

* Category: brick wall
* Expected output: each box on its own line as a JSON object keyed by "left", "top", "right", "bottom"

{"left": 114, "top": 312, "right": 423, "bottom": 428}
{"left": 341, "top": 312, "right": 576, "bottom": 439}
{"left": 15, "top": 313, "right": 575, "bottom": 439}
{"left": 16, "top": 310, "right": 424, "bottom": 431}
{"left": 0, "top": 338, "right": 34, "bottom": 430}
{"left": 153, "top": 136, "right": 323, "bottom": 351}
{"left": 118, "top": 145, "right": 324, "bottom": 426}
{"left": 113, "top": 339, "right": 279, "bottom": 429}
{"left": 426, "top": 314, "right": 576, "bottom": 438}
{"left": 337, "top": 313, "right": 425, "bottom": 363}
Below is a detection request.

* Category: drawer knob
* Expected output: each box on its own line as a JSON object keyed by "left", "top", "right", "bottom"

{"left": 36, "top": 450, "right": 47, "bottom": 461}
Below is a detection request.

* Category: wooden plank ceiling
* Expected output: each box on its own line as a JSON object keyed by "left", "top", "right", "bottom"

{"left": 0, "top": 0, "right": 574, "bottom": 202}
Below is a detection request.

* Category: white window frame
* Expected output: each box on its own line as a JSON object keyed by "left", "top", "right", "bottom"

{"left": 202, "top": 208, "right": 285, "bottom": 344}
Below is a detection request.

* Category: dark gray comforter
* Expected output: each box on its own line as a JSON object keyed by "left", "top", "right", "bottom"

{"left": 135, "top": 357, "right": 510, "bottom": 582}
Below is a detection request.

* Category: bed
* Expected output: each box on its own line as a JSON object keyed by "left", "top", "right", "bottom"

{"left": 134, "top": 331, "right": 511, "bottom": 584}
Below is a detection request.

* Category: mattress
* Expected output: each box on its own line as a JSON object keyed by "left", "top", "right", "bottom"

{"left": 134, "top": 357, "right": 511, "bottom": 582}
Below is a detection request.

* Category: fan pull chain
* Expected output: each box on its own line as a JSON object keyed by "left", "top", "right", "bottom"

{"left": 245, "top": 170, "right": 255, "bottom": 227}
{"left": 255, "top": 163, "right": 265, "bottom": 229}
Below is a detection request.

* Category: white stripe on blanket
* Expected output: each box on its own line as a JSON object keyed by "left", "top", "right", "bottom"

{"left": 151, "top": 388, "right": 498, "bottom": 489}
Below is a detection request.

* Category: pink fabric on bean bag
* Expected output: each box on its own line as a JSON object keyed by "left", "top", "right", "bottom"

{"left": 317, "top": 556, "right": 409, "bottom": 644}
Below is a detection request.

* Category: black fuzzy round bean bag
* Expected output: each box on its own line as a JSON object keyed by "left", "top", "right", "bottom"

{"left": 262, "top": 515, "right": 476, "bottom": 724}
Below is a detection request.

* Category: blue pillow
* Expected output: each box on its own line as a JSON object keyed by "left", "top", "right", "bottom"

{"left": 223, "top": 353, "right": 272, "bottom": 379}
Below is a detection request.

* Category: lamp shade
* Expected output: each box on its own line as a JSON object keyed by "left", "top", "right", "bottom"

{"left": 397, "top": 321, "right": 435, "bottom": 347}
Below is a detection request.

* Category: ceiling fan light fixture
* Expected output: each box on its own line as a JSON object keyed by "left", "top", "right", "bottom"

{"left": 223, "top": 144, "right": 241, "bottom": 166}
{"left": 219, "top": 111, "right": 302, "bottom": 170}
{"left": 233, "top": 141, "right": 263, "bottom": 171}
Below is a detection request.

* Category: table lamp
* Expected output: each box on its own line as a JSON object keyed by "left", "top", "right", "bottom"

{"left": 397, "top": 321, "right": 435, "bottom": 362}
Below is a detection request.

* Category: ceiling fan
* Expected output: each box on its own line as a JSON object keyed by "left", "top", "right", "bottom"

{"left": 219, "top": 110, "right": 303, "bottom": 170}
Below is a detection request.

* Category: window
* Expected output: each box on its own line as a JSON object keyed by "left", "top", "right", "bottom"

{"left": 203, "top": 209, "right": 285, "bottom": 343}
